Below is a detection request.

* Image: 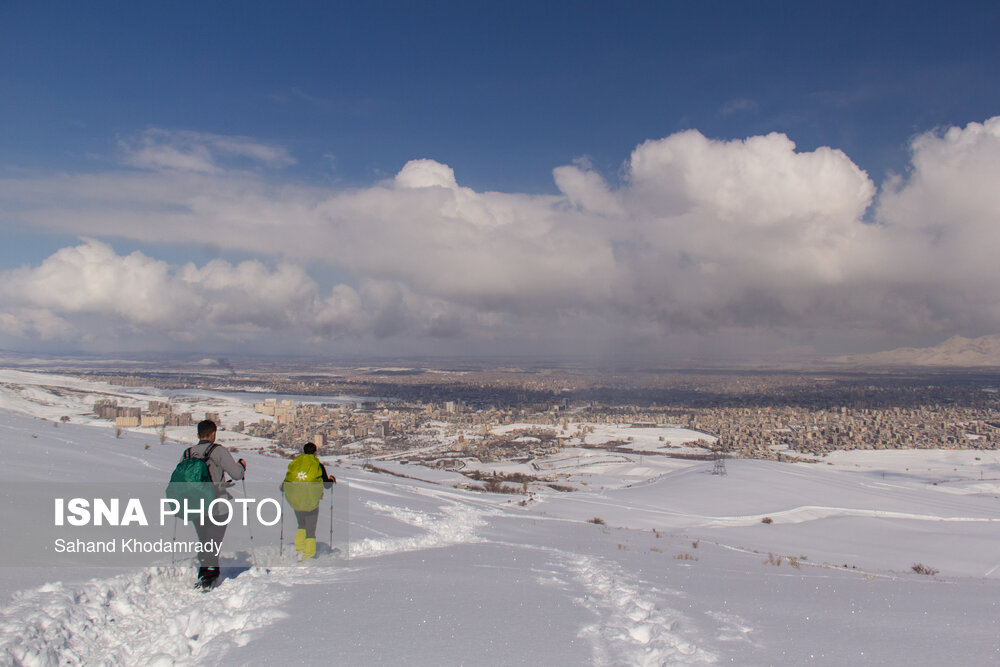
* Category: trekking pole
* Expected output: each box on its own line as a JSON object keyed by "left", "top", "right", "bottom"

{"left": 172, "top": 515, "right": 178, "bottom": 566}
{"left": 279, "top": 487, "right": 285, "bottom": 558}
{"left": 329, "top": 486, "right": 334, "bottom": 553}
{"left": 241, "top": 479, "right": 258, "bottom": 569}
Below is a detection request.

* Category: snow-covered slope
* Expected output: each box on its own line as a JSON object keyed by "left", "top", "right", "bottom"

{"left": 2, "top": 376, "right": 1000, "bottom": 664}
{"left": 831, "top": 333, "right": 1000, "bottom": 367}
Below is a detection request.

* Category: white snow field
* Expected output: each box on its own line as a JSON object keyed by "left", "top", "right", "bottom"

{"left": 1, "top": 372, "right": 999, "bottom": 665}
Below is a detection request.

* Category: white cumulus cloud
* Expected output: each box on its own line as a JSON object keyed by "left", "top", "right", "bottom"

{"left": 0, "top": 240, "right": 481, "bottom": 348}
{"left": 2, "top": 119, "right": 1000, "bottom": 355}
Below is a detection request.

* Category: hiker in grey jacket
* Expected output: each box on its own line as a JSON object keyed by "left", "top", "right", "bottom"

{"left": 183, "top": 419, "right": 246, "bottom": 589}
{"left": 185, "top": 427, "right": 246, "bottom": 495}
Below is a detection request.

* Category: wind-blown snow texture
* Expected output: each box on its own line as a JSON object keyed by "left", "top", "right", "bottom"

{"left": 1, "top": 373, "right": 1000, "bottom": 665}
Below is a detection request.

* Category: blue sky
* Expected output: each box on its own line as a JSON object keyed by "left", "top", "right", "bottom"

{"left": 6, "top": 2, "right": 998, "bottom": 189}
{"left": 2, "top": 2, "right": 1000, "bottom": 359}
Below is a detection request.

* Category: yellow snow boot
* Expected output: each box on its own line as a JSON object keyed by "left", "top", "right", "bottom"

{"left": 302, "top": 538, "right": 316, "bottom": 561}
{"left": 295, "top": 529, "right": 306, "bottom": 554}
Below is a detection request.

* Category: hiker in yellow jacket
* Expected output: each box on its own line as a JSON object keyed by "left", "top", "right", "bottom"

{"left": 281, "top": 442, "right": 336, "bottom": 560}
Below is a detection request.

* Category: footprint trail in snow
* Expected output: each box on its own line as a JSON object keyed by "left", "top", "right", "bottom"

{"left": 0, "top": 566, "right": 286, "bottom": 666}
{"left": 0, "top": 494, "right": 493, "bottom": 665}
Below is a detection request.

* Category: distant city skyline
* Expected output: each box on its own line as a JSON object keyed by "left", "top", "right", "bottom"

{"left": 2, "top": 2, "right": 1000, "bottom": 360}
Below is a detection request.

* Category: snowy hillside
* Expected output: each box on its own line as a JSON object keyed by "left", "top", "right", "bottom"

{"left": 830, "top": 334, "right": 1000, "bottom": 367}
{"left": 1, "top": 372, "right": 1000, "bottom": 664}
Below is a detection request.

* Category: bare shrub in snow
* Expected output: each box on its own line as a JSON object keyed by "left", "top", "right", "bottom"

{"left": 547, "top": 483, "right": 575, "bottom": 492}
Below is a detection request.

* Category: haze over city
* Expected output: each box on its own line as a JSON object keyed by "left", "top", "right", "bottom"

{"left": 2, "top": 2, "right": 1000, "bottom": 362}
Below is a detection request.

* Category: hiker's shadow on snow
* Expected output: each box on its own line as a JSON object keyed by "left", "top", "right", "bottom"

{"left": 317, "top": 542, "right": 343, "bottom": 557}
{"left": 218, "top": 550, "right": 254, "bottom": 582}
{"left": 217, "top": 565, "right": 251, "bottom": 583}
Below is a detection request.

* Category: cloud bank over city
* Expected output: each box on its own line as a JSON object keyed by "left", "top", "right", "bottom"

{"left": 2, "top": 118, "right": 1000, "bottom": 358}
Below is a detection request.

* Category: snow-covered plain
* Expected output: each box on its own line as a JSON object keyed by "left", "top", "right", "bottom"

{"left": 1, "top": 370, "right": 999, "bottom": 665}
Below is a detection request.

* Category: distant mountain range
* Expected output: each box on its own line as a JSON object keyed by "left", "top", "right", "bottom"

{"left": 831, "top": 335, "right": 1000, "bottom": 367}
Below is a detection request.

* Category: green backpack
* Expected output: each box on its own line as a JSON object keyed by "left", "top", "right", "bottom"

{"left": 282, "top": 453, "right": 325, "bottom": 511}
{"left": 165, "top": 443, "right": 218, "bottom": 509}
